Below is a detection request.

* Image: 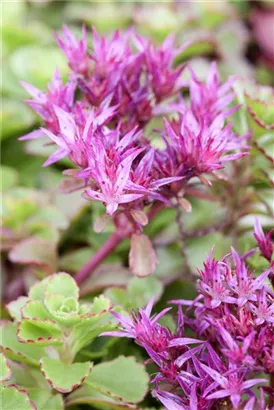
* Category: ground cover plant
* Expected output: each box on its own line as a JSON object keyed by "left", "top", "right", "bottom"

{"left": 1, "top": 1, "right": 273, "bottom": 410}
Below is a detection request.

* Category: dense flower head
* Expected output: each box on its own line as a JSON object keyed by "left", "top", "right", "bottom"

{"left": 102, "top": 224, "right": 274, "bottom": 410}
{"left": 20, "top": 25, "right": 247, "bottom": 219}
{"left": 254, "top": 218, "right": 273, "bottom": 262}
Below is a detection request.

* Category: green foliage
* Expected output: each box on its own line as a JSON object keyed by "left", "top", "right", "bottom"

{"left": 40, "top": 358, "right": 92, "bottom": 393}
{"left": 0, "top": 273, "right": 150, "bottom": 409}
{"left": 85, "top": 356, "right": 149, "bottom": 402}
{"left": 67, "top": 356, "right": 149, "bottom": 408}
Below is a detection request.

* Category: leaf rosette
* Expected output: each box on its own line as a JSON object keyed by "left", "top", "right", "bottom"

{"left": 3, "top": 273, "right": 115, "bottom": 360}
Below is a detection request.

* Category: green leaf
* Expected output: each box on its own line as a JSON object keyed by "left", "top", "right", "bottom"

{"left": 127, "top": 277, "right": 164, "bottom": 309}
{"left": 104, "top": 288, "right": 128, "bottom": 309}
{"left": 0, "top": 322, "right": 46, "bottom": 367}
{"left": 1, "top": 166, "right": 19, "bottom": 192}
{"left": 40, "top": 358, "right": 92, "bottom": 393}
{"left": 8, "top": 237, "right": 58, "bottom": 274}
{"left": 29, "top": 278, "right": 51, "bottom": 302}
{"left": 66, "top": 385, "right": 139, "bottom": 409}
{"left": 17, "top": 319, "right": 63, "bottom": 346}
{"left": 0, "top": 353, "right": 11, "bottom": 382}
{"left": 21, "top": 300, "right": 51, "bottom": 321}
{"left": 27, "top": 388, "right": 63, "bottom": 410}
{"left": 45, "top": 272, "right": 79, "bottom": 300}
{"left": 246, "top": 97, "right": 274, "bottom": 138}
{"left": 186, "top": 232, "right": 231, "bottom": 271}
{"left": 175, "top": 39, "right": 217, "bottom": 64}
{"left": 85, "top": 356, "right": 149, "bottom": 403}
{"left": 79, "top": 263, "right": 130, "bottom": 296}
{"left": 6, "top": 362, "right": 40, "bottom": 388}
{"left": 59, "top": 248, "right": 95, "bottom": 273}
{"left": 154, "top": 248, "right": 182, "bottom": 281}
{"left": 6, "top": 296, "right": 28, "bottom": 321}
{"left": 1, "top": 99, "right": 36, "bottom": 140}
{"left": 1, "top": 386, "right": 36, "bottom": 410}
{"left": 69, "top": 313, "right": 115, "bottom": 357}
{"left": 10, "top": 46, "right": 68, "bottom": 89}
{"left": 28, "top": 206, "right": 68, "bottom": 231}
{"left": 89, "top": 295, "right": 112, "bottom": 315}
{"left": 44, "top": 294, "right": 80, "bottom": 326}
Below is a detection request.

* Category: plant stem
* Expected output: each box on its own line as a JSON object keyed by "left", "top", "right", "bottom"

{"left": 74, "top": 232, "right": 123, "bottom": 285}
{"left": 75, "top": 202, "right": 165, "bottom": 286}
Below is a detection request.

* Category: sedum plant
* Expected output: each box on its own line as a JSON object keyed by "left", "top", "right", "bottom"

{"left": 2, "top": 5, "right": 273, "bottom": 410}
{"left": 19, "top": 25, "right": 249, "bottom": 285}
{"left": 1, "top": 273, "right": 149, "bottom": 409}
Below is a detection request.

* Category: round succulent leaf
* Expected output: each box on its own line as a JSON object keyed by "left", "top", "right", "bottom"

{"left": 5, "top": 362, "right": 39, "bottom": 388}
{"left": 0, "top": 322, "right": 46, "bottom": 367}
{"left": 6, "top": 296, "right": 28, "bottom": 321}
{"left": 28, "top": 277, "right": 51, "bottom": 301}
{"left": 129, "top": 234, "right": 158, "bottom": 277}
{"left": 17, "top": 319, "right": 63, "bottom": 346}
{"left": 0, "top": 353, "right": 12, "bottom": 383}
{"left": 45, "top": 272, "right": 79, "bottom": 300}
{"left": 40, "top": 358, "right": 92, "bottom": 393}
{"left": 85, "top": 356, "right": 149, "bottom": 403}
{"left": 1, "top": 386, "right": 37, "bottom": 410}
{"left": 21, "top": 300, "right": 51, "bottom": 321}
{"left": 8, "top": 237, "right": 58, "bottom": 274}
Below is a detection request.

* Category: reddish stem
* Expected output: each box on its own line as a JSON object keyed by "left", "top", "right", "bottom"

{"left": 75, "top": 202, "right": 165, "bottom": 286}
{"left": 75, "top": 232, "right": 123, "bottom": 285}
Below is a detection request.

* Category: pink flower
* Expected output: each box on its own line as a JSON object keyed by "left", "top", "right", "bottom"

{"left": 40, "top": 98, "right": 116, "bottom": 167}
{"left": 161, "top": 111, "right": 247, "bottom": 179}
{"left": 198, "top": 252, "right": 236, "bottom": 308}
{"left": 102, "top": 299, "right": 172, "bottom": 351}
{"left": 249, "top": 288, "right": 274, "bottom": 325}
{"left": 135, "top": 34, "right": 188, "bottom": 102}
{"left": 188, "top": 62, "right": 239, "bottom": 124}
{"left": 202, "top": 363, "right": 267, "bottom": 409}
{"left": 254, "top": 218, "right": 273, "bottom": 262}
{"left": 20, "top": 70, "right": 76, "bottom": 139}
{"left": 228, "top": 248, "right": 271, "bottom": 307}
{"left": 56, "top": 25, "right": 89, "bottom": 75}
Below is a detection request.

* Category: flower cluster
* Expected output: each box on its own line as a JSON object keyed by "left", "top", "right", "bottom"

{"left": 103, "top": 222, "right": 274, "bottom": 410}
{"left": 20, "top": 26, "right": 247, "bottom": 221}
